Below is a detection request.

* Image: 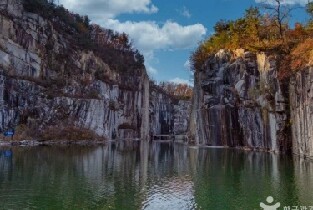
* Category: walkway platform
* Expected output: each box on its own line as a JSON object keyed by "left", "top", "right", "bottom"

{"left": 152, "top": 135, "right": 188, "bottom": 141}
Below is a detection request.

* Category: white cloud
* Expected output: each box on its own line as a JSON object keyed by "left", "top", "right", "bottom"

{"left": 59, "top": 0, "right": 158, "bottom": 18}
{"left": 58, "top": 0, "right": 206, "bottom": 60}
{"left": 146, "top": 65, "right": 158, "bottom": 75}
{"left": 255, "top": 0, "right": 308, "bottom": 5}
{"left": 178, "top": 6, "right": 191, "bottom": 18}
{"left": 184, "top": 60, "right": 191, "bottom": 70}
{"left": 103, "top": 19, "right": 207, "bottom": 58}
{"left": 58, "top": 0, "right": 206, "bottom": 82}
{"left": 170, "top": 77, "right": 193, "bottom": 86}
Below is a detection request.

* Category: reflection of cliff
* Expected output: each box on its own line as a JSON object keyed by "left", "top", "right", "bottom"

{"left": 1, "top": 143, "right": 312, "bottom": 209}
{"left": 293, "top": 157, "right": 313, "bottom": 206}
{"left": 142, "top": 142, "right": 196, "bottom": 210}
{"left": 141, "top": 177, "right": 195, "bottom": 210}
{"left": 190, "top": 149, "right": 301, "bottom": 209}
{"left": 0, "top": 149, "right": 12, "bottom": 183}
{"left": 0, "top": 145, "right": 148, "bottom": 209}
{"left": 0, "top": 142, "right": 194, "bottom": 209}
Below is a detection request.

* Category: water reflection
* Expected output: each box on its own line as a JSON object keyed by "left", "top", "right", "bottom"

{"left": 0, "top": 149, "right": 13, "bottom": 184}
{"left": 189, "top": 149, "right": 302, "bottom": 209}
{"left": 0, "top": 142, "right": 312, "bottom": 209}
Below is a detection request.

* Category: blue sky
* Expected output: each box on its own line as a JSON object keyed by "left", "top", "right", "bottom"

{"left": 59, "top": 0, "right": 308, "bottom": 85}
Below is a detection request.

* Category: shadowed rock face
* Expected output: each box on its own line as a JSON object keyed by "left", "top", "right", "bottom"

{"left": 149, "top": 90, "right": 174, "bottom": 136}
{"left": 149, "top": 87, "right": 191, "bottom": 136}
{"left": 189, "top": 49, "right": 289, "bottom": 152}
{"left": 290, "top": 68, "right": 313, "bottom": 158}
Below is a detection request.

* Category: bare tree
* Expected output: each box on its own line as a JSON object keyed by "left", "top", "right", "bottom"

{"left": 306, "top": 1, "right": 313, "bottom": 19}
{"left": 260, "top": 0, "right": 295, "bottom": 38}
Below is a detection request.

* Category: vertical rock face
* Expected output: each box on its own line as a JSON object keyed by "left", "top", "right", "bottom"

{"left": 189, "top": 49, "right": 289, "bottom": 152}
{"left": 0, "top": 0, "right": 151, "bottom": 140}
{"left": 174, "top": 100, "right": 190, "bottom": 135}
{"left": 149, "top": 88, "right": 174, "bottom": 136}
{"left": 290, "top": 68, "right": 313, "bottom": 158}
{"left": 149, "top": 86, "right": 191, "bottom": 136}
{"left": 0, "top": 0, "right": 190, "bottom": 141}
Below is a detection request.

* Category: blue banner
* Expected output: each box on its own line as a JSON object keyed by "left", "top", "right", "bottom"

{"left": 4, "top": 130, "right": 14, "bottom": 137}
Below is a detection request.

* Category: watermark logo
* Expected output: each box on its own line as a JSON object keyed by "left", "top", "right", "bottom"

{"left": 260, "top": 196, "right": 281, "bottom": 210}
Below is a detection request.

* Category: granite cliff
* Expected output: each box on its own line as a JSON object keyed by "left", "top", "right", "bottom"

{"left": 189, "top": 49, "right": 313, "bottom": 158}
{"left": 290, "top": 68, "right": 313, "bottom": 157}
{"left": 189, "top": 49, "right": 288, "bottom": 152}
{"left": 0, "top": 0, "right": 190, "bottom": 141}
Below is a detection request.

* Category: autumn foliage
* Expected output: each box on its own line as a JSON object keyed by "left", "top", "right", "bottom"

{"left": 22, "top": 0, "right": 145, "bottom": 74}
{"left": 191, "top": 2, "right": 313, "bottom": 79}
{"left": 152, "top": 81, "right": 193, "bottom": 100}
{"left": 290, "top": 38, "right": 313, "bottom": 70}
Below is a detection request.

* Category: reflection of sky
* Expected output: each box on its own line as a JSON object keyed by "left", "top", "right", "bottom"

{"left": 76, "top": 142, "right": 197, "bottom": 209}
{"left": 142, "top": 177, "right": 196, "bottom": 210}
{"left": 1, "top": 143, "right": 313, "bottom": 209}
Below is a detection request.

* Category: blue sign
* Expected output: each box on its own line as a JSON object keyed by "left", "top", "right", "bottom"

{"left": 4, "top": 130, "right": 14, "bottom": 137}
{"left": 4, "top": 150, "right": 12, "bottom": 157}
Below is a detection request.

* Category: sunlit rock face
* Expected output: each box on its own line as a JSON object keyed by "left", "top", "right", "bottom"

{"left": 290, "top": 68, "right": 313, "bottom": 158}
{"left": 0, "top": 0, "right": 150, "bottom": 140}
{"left": 0, "top": 0, "right": 191, "bottom": 140}
{"left": 189, "top": 49, "right": 289, "bottom": 152}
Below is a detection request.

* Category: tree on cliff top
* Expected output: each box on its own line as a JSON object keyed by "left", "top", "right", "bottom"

{"left": 305, "top": 2, "right": 313, "bottom": 29}
{"left": 22, "top": 0, "right": 145, "bottom": 73}
{"left": 244, "top": 7, "right": 261, "bottom": 41}
{"left": 306, "top": 2, "right": 313, "bottom": 18}
{"left": 158, "top": 82, "right": 193, "bottom": 100}
{"left": 190, "top": 1, "right": 313, "bottom": 74}
{"left": 259, "top": 0, "right": 292, "bottom": 38}
{"left": 190, "top": 7, "right": 263, "bottom": 71}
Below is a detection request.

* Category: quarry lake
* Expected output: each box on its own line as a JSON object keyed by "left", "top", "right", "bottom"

{"left": 0, "top": 142, "right": 313, "bottom": 210}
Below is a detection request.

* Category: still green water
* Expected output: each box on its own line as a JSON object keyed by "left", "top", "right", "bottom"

{"left": 0, "top": 141, "right": 312, "bottom": 210}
